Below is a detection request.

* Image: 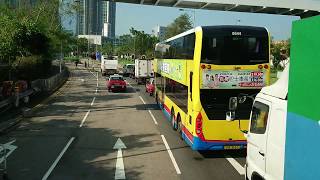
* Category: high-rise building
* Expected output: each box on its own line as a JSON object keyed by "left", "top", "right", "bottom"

{"left": 102, "top": 1, "right": 116, "bottom": 38}
{"left": 152, "top": 25, "right": 167, "bottom": 41}
{"left": 0, "top": 0, "right": 37, "bottom": 8}
{"left": 77, "top": 0, "right": 116, "bottom": 39}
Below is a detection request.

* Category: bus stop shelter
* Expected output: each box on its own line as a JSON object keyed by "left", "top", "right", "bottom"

{"left": 110, "top": 0, "right": 320, "bottom": 18}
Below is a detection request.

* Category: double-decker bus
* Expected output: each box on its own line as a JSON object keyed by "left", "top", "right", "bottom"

{"left": 154, "top": 26, "right": 270, "bottom": 150}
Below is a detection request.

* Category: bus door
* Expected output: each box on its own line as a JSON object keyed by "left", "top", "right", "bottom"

{"left": 186, "top": 72, "right": 193, "bottom": 134}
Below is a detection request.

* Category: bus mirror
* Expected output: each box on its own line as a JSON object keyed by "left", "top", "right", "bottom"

{"left": 241, "top": 130, "right": 248, "bottom": 134}
{"left": 226, "top": 111, "right": 235, "bottom": 121}
{"left": 229, "top": 97, "right": 238, "bottom": 111}
{"left": 239, "top": 96, "right": 247, "bottom": 104}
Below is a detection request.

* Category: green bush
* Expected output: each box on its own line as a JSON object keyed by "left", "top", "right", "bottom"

{"left": 13, "top": 55, "right": 52, "bottom": 81}
{"left": 64, "top": 56, "right": 80, "bottom": 62}
{"left": 118, "top": 58, "right": 134, "bottom": 66}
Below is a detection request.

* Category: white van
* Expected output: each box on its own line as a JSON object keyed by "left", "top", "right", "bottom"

{"left": 245, "top": 66, "right": 289, "bottom": 180}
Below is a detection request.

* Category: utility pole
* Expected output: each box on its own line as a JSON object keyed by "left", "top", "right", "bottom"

{"left": 59, "top": 0, "right": 63, "bottom": 73}
{"left": 75, "top": 0, "right": 80, "bottom": 59}
{"left": 95, "top": 0, "right": 98, "bottom": 55}
{"left": 8, "top": 58, "right": 11, "bottom": 80}
{"left": 87, "top": 0, "right": 90, "bottom": 67}
{"left": 60, "top": 43, "right": 63, "bottom": 73}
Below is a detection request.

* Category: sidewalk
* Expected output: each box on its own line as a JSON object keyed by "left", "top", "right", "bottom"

{"left": 0, "top": 68, "right": 70, "bottom": 134}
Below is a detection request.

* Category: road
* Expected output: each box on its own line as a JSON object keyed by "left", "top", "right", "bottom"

{"left": 0, "top": 66, "right": 246, "bottom": 180}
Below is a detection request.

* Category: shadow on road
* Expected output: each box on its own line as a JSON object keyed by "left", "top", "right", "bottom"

{"left": 0, "top": 68, "right": 158, "bottom": 180}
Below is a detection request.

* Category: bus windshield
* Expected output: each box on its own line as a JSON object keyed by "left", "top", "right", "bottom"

{"left": 200, "top": 89, "right": 256, "bottom": 120}
{"left": 201, "top": 35, "right": 269, "bottom": 65}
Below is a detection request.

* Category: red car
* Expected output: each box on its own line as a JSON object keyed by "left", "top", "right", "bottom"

{"left": 107, "top": 75, "right": 127, "bottom": 92}
{"left": 145, "top": 78, "right": 155, "bottom": 96}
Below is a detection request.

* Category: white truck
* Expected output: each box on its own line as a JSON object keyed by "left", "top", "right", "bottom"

{"left": 227, "top": 65, "right": 289, "bottom": 180}
{"left": 242, "top": 17, "right": 319, "bottom": 180}
{"left": 245, "top": 65, "right": 288, "bottom": 180}
{"left": 101, "top": 56, "right": 118, "bottom": 76}
{"left": 134, "top": 59, "right": 154, "bottom": 84}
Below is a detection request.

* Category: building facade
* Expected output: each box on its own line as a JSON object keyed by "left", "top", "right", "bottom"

{"left": 77, "top": 0, "right": 116, "bottom": 39}
{"left": 102, "top": 1, "right": 116, "bottom": 38}
{"left": 152, "top": 25, "right": 167, "bottom": 41}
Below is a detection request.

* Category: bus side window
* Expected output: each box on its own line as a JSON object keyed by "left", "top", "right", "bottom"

{"left": 190, "top": 72, "right": 193, "bottom": 101}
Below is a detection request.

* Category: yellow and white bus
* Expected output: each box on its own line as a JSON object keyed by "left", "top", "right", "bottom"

{"left": 154, "top": 26, "right": 270, "bottom": 150}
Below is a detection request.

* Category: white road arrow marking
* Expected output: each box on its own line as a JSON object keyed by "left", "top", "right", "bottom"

{"left": 0, "top": 140, "right": 17, "bottom": 164}
{"left": 113, "top": 138, "right": 127, "bottom": 180}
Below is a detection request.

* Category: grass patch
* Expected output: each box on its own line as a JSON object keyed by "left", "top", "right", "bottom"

{"left": 64, "top": 56, "right": 80, "bottom": 62}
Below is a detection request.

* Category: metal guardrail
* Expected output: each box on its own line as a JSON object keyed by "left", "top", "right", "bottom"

{"left": 31, "top": 68, "right": 69, "bottom": 92}
{"left": 0, "top": 68, "right": 69, "bottom": 112}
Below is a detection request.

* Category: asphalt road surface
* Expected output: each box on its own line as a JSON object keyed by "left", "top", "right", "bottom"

{"left": 0, "top": 66, "right": 246, "bottom": 180}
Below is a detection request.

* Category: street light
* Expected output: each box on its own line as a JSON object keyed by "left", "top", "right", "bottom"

{"left": 74, "top": 0, "right": 80, "bottom": 59}
{"left": 179, "top": 8, "right": 196, "bottom": 28}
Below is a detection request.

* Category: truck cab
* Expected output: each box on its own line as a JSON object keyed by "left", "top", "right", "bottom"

{"left": 245, "top": 65, "right": 288, "bottom": 180}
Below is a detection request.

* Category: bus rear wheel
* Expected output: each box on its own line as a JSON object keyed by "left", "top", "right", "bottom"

{"left": 155, "top": 93, "right": 159, "bottom": 105}
{"left": 171, "top": 109, "right": 177, "bottom": 131}
{"left": 177, "top": 115, "right": 183, "bottom": 140}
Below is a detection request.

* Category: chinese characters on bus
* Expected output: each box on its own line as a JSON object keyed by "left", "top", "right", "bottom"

{"left": 202, "top": 70, "right": 266, "bottom": 89}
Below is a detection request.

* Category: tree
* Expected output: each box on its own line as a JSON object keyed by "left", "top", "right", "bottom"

{"left": 100, "top": 42, "right": 114, "bottom": 56}
{"left": 164, "top": 13, "right": 193, "bottom": 39}
{"left": 114, "top": 28, "right": 159, "bottom": 58}
{"left": 271, "top": 39, "right": 290, "bottom": 70}
{"left": 0, "top": 1, "right": 77, "bottom": 80}
{"left": 0, "top": 13, "right": 18, "bottom": 64}
{"left": 77, "top": 38, "right": 88, "bottom": 56}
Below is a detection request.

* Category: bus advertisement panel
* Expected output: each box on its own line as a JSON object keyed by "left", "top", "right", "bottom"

{"left": 201, "top": 69, "right": 267, "bottom": 89}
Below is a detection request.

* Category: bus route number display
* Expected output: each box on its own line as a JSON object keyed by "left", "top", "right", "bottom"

{"left": 201, "top": 70, "right": 266, "bottom": 89}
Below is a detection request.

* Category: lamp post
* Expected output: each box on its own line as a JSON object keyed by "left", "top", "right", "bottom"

{"left": 96, "top": 0, "right": 99, "bottom": 55}
{"left": 179, "top": 8, "right": 196, "bottom": 28}
{"left": 87, "top": 0, "right": 92, "bottom": 67}
{"left": 74, "top": 0, "right": 80, "bottom": 59}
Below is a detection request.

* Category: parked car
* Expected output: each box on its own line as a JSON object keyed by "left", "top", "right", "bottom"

{"left": 107, "top": 75, "right": 126, "bottom": 92}
{"left": 145, "top": 78, "right": 155, "bottom": 96}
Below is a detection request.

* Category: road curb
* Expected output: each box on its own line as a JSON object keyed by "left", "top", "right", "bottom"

{"left": 0, "top": 116, "right": 22, "bottom": 134}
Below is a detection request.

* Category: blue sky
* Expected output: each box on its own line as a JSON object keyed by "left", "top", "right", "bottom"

{"left": 62, "top": 2, "right": 300, "bottom": 40}
{"left": 116, "top": 3, "right": 300, "bottom": 40}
